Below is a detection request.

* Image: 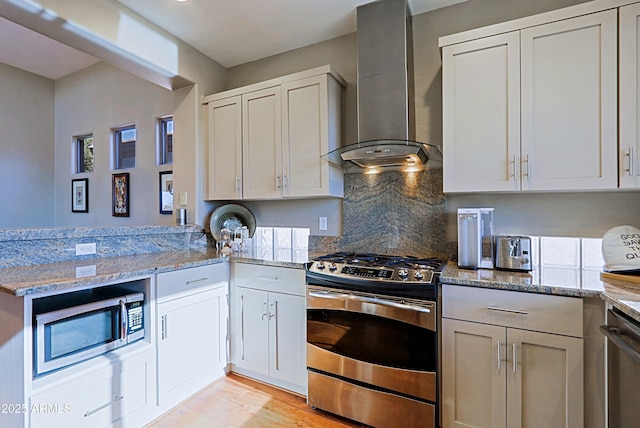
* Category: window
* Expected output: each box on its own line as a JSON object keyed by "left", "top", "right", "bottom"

{"left": 158, "top": 116, "right": 173, "bottom": 165}
{"left": 113, "top": 125, "right": 136, "bottom": 169}
{"left": 75, "top": 134, "right": 94, "bottom": 173}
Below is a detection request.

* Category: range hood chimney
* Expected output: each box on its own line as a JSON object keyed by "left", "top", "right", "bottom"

{"left": 323, "top": 0, "right": 441, "bottom": 173}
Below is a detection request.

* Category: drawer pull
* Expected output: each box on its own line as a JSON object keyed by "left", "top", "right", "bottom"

{"left": 487, "top": 306, "right": 528, "bottom": 315}
{"left": 84, "top": 395, "right": 124, "bottom": 417}
{"left": 497, "top": 340, "right": 502, "bottom": 371}
{"left": 185, "top": 277, "right": 209, "bottom": 285}
{"left": 513, "top": 343, "right": 518, "bottom": 373}
{"left": 256, "top": 275, "right": 279, "bottom": 282}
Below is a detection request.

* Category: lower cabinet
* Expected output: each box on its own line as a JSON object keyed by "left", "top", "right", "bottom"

{"left": 441, "top": 284, "right": 584, "bottom": 428}
{"left": 29, "top": 346, "right": 155, "bottom": 428}
{"left": 231, "top": 263, "right": 306, "bottom": 394}
{"left": 156, "top": 263, "right": 229, "bottom": 410}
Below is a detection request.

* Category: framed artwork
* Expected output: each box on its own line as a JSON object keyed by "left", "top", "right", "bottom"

{"left": 112, "top": 172, "right": 130, "bottom": 217}
{"left": 159, "top": 171, "right": 173, "bottom": 214}
{"left": 71, "top": 178, "right": 88, "bottom": 213}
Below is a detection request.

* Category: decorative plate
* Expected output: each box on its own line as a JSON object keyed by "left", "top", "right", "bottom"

{"left": 209, "top": 204, "right": 256, "bottom": 241}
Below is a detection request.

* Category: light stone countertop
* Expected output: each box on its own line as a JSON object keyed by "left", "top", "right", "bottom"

{"left": 441, "top": 262, "right": 640, "bottom": 323}
{"left": 0, "top": 247, "right": 307, "bottom": 297}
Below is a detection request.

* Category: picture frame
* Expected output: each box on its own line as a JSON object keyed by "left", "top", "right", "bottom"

{"left": 71, "top": 178, "right": 89, "bottom": 213}
{"left": 112, "top": 172, "right": 130, "bottom": 217}
{"left": 159, "top": 171, "right": 173, "bottom": 215}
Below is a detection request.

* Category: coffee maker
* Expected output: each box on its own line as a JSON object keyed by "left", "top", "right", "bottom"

{"left": 457, "top": 208, "right": 495, "bottom": 269}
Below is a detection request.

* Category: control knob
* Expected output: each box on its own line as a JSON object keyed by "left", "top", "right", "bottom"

{"left": 328, "top": 262, "right": 338, "bottom": 271}
{"left": 316, "top": 261, "right": 325, "bottom": 269}
{"left": 398, "top": 268, "right": 409, "bottom": 278}
{"left": 414, "top": 269, "right": 424, "bottom": 280}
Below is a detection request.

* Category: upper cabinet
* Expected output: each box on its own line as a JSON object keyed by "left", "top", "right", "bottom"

{"left": 441, "top": 3, "right": 620, "bottom": 194}
{"left": 619, "top": 2, "right": 640, "bottom": 188}
{"left": 203, "top": 65, "right": 345, "bottom": 201}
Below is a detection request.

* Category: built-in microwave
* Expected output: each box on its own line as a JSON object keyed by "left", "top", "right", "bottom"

{"left": 33, "top": 287, "right": 144, "bottom": 377}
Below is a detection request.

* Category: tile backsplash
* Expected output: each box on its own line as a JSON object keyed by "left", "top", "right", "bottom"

{"left": 252, "top": 226, "right": 310, "bottom": 263}
{"left": 532, "top": 236, "right": 603, "bottom": 271}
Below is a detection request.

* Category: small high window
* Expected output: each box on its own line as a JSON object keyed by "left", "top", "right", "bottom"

{"left": 75, "top": 134, "right": 94, "bottom": 173}
{"left": 113, "top": 125, "right": 136, "bottom": 169}
{"left": 158, "top": 116, "right": 173, "bottom": 165}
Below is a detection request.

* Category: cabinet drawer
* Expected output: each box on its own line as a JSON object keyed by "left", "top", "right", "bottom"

{"left": 232, "top": 263, "right": 305, "bottom": 296}
{"left": 442, "top": 284, "right": 583, "bottom": 337}
{"left": 157, "top": 263, "right": 228, "bottom": 302}
{"left": 30, "top": 351, "right": 151, "bottom": 428}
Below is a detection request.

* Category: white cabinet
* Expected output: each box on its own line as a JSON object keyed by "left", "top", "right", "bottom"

{"left": 30, "top": 347, "right": 154, "bottom": 428}
{"left": 441, "top": 284, "right": 584, "bottom": 428}
{"left": 282, "top": 74, "right": 344, "bottom": 198}
{"left": 204, "top": 65, "right": 345, "bottom": 201}
{"left": 156, "top": 264, "right": 229, "bottom": 410}
{"left": 442, "top": 32, "right": 520, "bottom": 192}
{"left": 230, "top": 263, "right": 306, "bottom": 394}
{"left": 242, "top": 86, "right": 283, "bottom": 199}
{"left": 205, "top": 96, "right": 242, "bottom": 200}
{"left": 619, "top": 2, "right": 640, "bottom": 188}
{"left": 442, "top": 9, "right": 617, "bottom": 193}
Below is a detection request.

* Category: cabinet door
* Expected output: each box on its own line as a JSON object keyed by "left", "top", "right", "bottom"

{"left": 442, "top": 32, "right": 520, "bottom": 193}
{"left": 507, "top": 329, "right": 583, "bottom": 428}
{"left": 620, "top": 3, "right": 640, "bottom": 188}
{"left": 157, "top": 287, "right": 226, "bottom": 406}
{"left": 205, "top": 96, "right": 243, "bottom": 200}
{"left": 234, "top": 287, "right": 270, "bottom": 375}
{"left": 520, "top": 10, "right": 617, "bottom": 191}
{"left": 282, "top": 74, "right": 342, "bottom": 198}
{"left": 442, "top": 318, "right": 507, "bottom": 428}
{"left": 268, "top": 292, "right": 306, "bottom": 387}
{"left": 242, "top": 86, "right": 283, "bottom": 199}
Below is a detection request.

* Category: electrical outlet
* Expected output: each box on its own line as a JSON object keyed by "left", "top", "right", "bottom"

{"left": 179, "top": 192, "right": 188, "bottom": 206}
{"left": 319, "top": 217, "right": 328, "bottom": 231}
{"left": 76, "top": 265, "right": 97, "bottom": 278}
{"left": 75, "top": 243, "right": 96, "bottom": 256}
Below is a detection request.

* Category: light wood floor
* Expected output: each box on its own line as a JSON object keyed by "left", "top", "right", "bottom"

{"left": 146, "top": 373, "right": 365, "bottom": 428}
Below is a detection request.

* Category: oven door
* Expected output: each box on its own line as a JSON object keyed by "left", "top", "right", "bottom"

{"left": 306, "top": 285, "right": 437, "bottom": 402}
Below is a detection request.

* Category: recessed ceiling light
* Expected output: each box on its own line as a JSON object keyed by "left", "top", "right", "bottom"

{"left": 175, "top": 0, "right": 189, "bottom": 2}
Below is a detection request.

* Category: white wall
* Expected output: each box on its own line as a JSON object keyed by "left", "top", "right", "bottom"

{"left": 0, "top": 63, "right": 54, "bottom": 228}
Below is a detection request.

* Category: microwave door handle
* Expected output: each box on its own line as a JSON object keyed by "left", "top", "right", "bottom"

{"left": 119, "top": 300, "right": 128, "bottom": 341}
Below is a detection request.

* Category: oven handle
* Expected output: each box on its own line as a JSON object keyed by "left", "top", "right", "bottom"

{"left": 308, "top": 290, "right": 431, "bottom": 314}
{"left": 600, "top": 324, "right": 640, "bottom": 365}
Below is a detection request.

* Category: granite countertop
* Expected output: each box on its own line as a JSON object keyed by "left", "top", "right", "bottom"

{"left": 0, "top": 246, "right": 308, "bottom": 297}
{"left": 441, "top": 262, "right": 640, "bottom": 322}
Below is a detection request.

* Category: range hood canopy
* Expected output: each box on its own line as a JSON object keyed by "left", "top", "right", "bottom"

{"left": 324, "top": 0, "right": 442, "bottom": 173}
{"left": 323, "top": 139, "right": 442, "bottom": 173}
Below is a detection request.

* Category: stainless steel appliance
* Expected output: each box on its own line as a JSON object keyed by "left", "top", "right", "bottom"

{"left": 600, "top": 308, "right": 640, "bottom": 427}
{"left": 494, "top": 235, "right": 532, "bottom": 272}
{"left": 457, "top": 208, "right": 495, "bottom": 269}
{"left": 305, "top": 253, "right": 444, "bottom": 428}
{"left": 33, "top": 287, "right": 144, "bottom": 376}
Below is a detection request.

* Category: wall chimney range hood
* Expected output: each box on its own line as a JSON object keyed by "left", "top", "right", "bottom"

{"left": 323, "top": 0, "right": 442, "bottom": 173}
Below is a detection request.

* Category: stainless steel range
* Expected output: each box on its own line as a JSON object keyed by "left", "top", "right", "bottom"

{"left": 305, "top": 252, "right": 445, "bottom": 428}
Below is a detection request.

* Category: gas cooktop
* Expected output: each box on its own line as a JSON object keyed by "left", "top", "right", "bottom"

{"left": 305, "top": 252, "right": 446, "bottom": 300}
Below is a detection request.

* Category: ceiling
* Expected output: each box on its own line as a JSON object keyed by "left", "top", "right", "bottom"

{"left": 0, "top": 0, "right": 466, "bottom": 80}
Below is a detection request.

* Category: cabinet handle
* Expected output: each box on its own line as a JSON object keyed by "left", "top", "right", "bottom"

{"left": 256, "top": 275, "right": 279, "bottom": 282}
{"left": 487, "top": 306, "right": 528, "bottom": 316}
{"left": 626, "top": 147, "right": 634, "bottom": 177}
{"left": 283, "top": 174, "right": 289, "bottom": 190}
{"left": 513, "top": 343, "right": 517, "bottom": 373}
{"left": 269, "top": 302, "right": 276, "bottom": 320}
{"left": 161, "top": 315, "right": 167, "bottom": 340}
{"left": 185, "top": 277, "right": 209, "bottom": 285}
{"left": 262, "top": 301, "right": 268, "bottom": 320}
{"left": 84, "top": 395, "right": 124, "bottom": 417}
{"left": 522, "top": 154, "right": 530, "bottom": 180}
{"left": 497, "top": 340, "right": 502, "bottom": 371}
{"left": 235, "top": 176, "right": 241, "bottom": 194}
{"left": 276, "top": 176, "right": 281, "bottom": 189}
{"left": 509, "top": 155, "right": 517, "bottom": 182}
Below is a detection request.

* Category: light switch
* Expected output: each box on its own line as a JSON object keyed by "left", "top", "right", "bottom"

{"left": 179, "top": 192, "right": 188, "bottom": 206}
